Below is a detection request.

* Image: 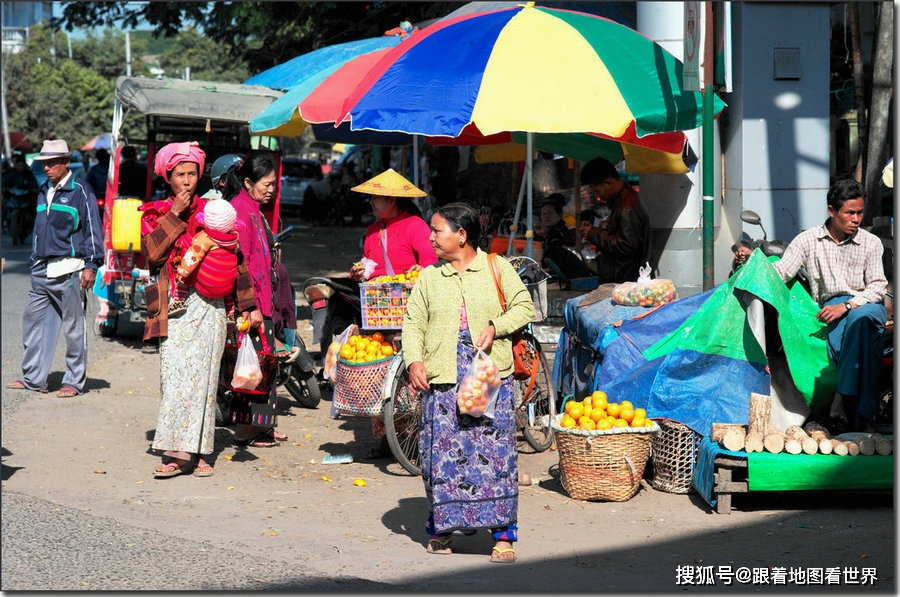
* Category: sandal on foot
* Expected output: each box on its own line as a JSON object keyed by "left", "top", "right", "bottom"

{"left": 490, "top": 545, "right": 517, "bottom": 563}
{"left": 426, "top": 537, "right": 453, "bottom": 555}
{"left": 7, "top": 380, "right": 49, "bottom": 393}
{"left": 193, "top": 463, "right": 214, "bottom": 477}
{"left": 233, "top": 432, "right": 279, "bottom": 448}
{"left": 153, "top": 461, "right": 191, "bottom": 478}
{"left": 56, "top": 384, "right": 80, "bottom": 397}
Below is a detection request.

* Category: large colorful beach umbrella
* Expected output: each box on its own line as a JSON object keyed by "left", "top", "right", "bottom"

{"left": 338, "top": 3, "right": 726, "bottom": 138}
{"left": 334, "top": 3, "right": 724, "bottom": 255}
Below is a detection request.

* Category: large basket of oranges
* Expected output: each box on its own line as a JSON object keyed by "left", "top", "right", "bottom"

{"left": 551, "top": 392, "right": 658, "bottom": 502}
{"left": 333, "top": 332, "right": 397, "bottom": 416}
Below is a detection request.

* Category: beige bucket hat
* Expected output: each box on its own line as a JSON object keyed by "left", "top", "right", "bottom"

{"left": 351, "top": 168, "right": 426, "bottom": 197}
{"left": 33, "top": 139, "right": 72, "bottom": 161}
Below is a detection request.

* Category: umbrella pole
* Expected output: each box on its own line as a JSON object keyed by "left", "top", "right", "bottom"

{"left": 508, "top": 164, "right": 528, "bottom": 257}
{"left": 412, "top": 134, "right": 419, "bottom": 187}
{"left": 526, "top": 132, "right": 534, "bottom": 259}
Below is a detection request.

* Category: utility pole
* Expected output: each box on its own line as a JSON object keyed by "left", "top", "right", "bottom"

{"left": 125, "top": 31, "right": 132, "bottom": 76}
{"left": 1, "top": 45, "right": 11, "bottom": 158}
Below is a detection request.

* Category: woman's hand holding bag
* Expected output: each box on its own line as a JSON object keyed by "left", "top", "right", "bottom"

{"left": 457, "top": 349, "right": 501, "bottom": 418}
{"left": 231, "top": 331, "right": 263, "bottom": 390}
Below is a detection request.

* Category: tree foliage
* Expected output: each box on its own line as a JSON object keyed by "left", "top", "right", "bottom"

{"left": 53, "top": 2, "right": 466, "bottom": 75}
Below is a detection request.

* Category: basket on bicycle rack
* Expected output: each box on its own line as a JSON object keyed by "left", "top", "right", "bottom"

{"left": 333, "top": 356, "right": 394, "bottom": 416}
{"left": 506, "top": 255, "right": 550, "bottom": 322}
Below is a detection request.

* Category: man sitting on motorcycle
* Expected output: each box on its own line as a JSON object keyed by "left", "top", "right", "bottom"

{"left": 2, "top": 150, "right": 39, "bottom": 245}
{"left": 736, "top": 178, "right": 887, "bottom": 432}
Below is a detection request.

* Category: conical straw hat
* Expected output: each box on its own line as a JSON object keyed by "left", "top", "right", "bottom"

{"left": 351, "top": 168, "right": 426, "bottom": 197}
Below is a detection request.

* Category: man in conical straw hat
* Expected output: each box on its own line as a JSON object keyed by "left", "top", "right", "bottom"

{"left": 346, "top": 169, "right": 438, "bottom": 460}
{"left": 349, "top": 168, "right": 437, "bottom": 284}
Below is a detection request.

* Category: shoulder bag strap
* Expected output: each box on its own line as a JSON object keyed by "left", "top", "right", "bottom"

{"left": 487, "top": 252, "right": 506, "bottom": 312}
{"left": 380, "top": 221, "right": 395, "bottom": 276}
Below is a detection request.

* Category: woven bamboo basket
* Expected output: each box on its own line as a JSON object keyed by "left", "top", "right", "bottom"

{"left": 333, "top": 356, "right": 393, "bottom": 416}
{"left": 650, "top": 418, "right": 701, "bottom": 494}
{"left": 551, "top": 413, "right": 658, "bottom": 501}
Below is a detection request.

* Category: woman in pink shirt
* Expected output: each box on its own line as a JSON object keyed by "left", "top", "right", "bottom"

{"left": 349, "top": 169, "right": 437, "bottom": 282}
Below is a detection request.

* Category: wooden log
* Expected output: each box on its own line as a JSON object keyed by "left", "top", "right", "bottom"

{"left": 745, "top": 430, "right": 764, "bottom": 453}
{"left": 784, "top": 437, "right": 803, "bottom": 455}
{"left": 817, "top": 438, "right": 833, "bottom": 455}
{"left": 807, "top": 429, "right": 830, "bottom": 442}
{"left": 845, "top": 441, "right": 860, "bottom": 456}
{"left": 763, "top": 432, "right": 785, "bottom": 454}
{"left": 722, "top": 427, "right": 746, "bottom": 452}
{"left": 748, "top": 393, "right": 771, "bottom": 436}
{"left": 784, "top": 425, "right": 809, "bottom": 441}
{"left": 830, "top": 439, "right": 849, "bottom": 456}
{"left": 784, "top": 425, "right": 818, "bottom": 455}
{"left": 711, "top": 423, "right": 748, "bottom": 443}
{"left": 856, "top": 437, "right": 876, "bottom": 456}
{"left": 872, "top": 433, "right": 892, "bottom": 456}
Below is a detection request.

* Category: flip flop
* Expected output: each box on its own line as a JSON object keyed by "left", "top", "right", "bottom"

{"left": 153, "top": 461, "right": 191, "bottom": 478}
{"left": 233, "top": 432, "right": 279, "bottom": 448}
{"left": 193, "top": 463, "right": 214, "bottom": 477}
{"left": 490, "top": 546, "right": 517, "bottom": 563}
{"left": 426, "top": 537, "right": 452, "bottom": 555}
{"left": 56, "top": 385, "right": 80, "bottom": 397}
{"left": 6, "top": 379, "right": 49, "bottom": 393}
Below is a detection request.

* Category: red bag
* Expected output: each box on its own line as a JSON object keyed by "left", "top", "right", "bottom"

{"left": 486, "top": 253, "right": 538, "bottom": 384}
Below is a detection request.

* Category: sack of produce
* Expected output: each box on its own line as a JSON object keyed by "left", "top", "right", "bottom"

{"left": 612, "top": 262, "right": 677, "bottom": 307}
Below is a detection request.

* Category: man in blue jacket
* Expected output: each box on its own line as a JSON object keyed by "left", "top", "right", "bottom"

{"left": 7, "top": 139, "right": 104, "bottom": 396}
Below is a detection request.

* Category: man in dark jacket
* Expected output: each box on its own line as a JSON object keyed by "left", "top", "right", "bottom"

{"left": 581, "top": 157, "right": 652, "bottom": 284}
{"left": 6, "top": 139, "right": 104, "bottom": 396}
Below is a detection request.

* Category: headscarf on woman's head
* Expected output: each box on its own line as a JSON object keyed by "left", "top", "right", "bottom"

{"left": 154, "top": 141, "right": 206, "bottom": 182}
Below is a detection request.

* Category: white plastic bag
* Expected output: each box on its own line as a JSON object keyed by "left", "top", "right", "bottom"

{"left": 230, "top": 333, "right": 262, "bottom": 390}
{"left": 323, "top": 323, "right": 359, "bottom": 383}
{"left": 359, "top": 257, "right": 377, "bottom": 280}
{"left": 612, "top": 262, "right": 677, "bottom": 307}
{"left": 457, "top": 348, "right": 501, "bottom": 418}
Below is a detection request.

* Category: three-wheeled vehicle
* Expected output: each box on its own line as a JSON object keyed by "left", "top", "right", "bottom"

{"left": 97, "top": 75, "right": 283, "bottom": 337}
{"left": 94, "top": 76, "right": 321, "bottom": 408}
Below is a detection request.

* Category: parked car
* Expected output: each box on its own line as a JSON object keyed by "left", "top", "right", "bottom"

{"left": 279, "top": 157, "right": 324, "bottom": 212}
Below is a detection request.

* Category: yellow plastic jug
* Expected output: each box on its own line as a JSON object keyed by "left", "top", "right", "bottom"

{"left": 111, "top": 198, "right": 143, "bottom": 252}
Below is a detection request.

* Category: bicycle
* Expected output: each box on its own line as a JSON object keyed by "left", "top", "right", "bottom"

{"left": 381, "top": 255, "right": 557, "bottom": 476}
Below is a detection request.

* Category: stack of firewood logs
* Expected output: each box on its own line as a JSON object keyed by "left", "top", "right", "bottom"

{"left": 711, "top": 393, "right": 893, "bottom": 456}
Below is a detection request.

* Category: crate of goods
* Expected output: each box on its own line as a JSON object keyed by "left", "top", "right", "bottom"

{"left": 551, "top": 413, "right": 658, "bottom": 501}
{"left": 650, "top": 418, "right": 701, "bottom": 494}
{"left": 360, "top": 281, "right": 415, "bottom": 330}
{"left": 333, "top": 356, "right": 393, "bottom": 416}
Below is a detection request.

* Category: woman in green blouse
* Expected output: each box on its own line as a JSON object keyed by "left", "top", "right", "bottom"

{"left": 403, "top": 202, "right": 533, "bottom": 563}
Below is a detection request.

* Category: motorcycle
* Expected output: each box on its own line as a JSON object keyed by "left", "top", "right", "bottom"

{"left": 301, "top": 275, "right": 362, "bottom": 368}
{"left": 731, "top": 209, "right": 788, "bottom": 274}
{"left": 215, "top": 226, "right": 321, "bottom": 425}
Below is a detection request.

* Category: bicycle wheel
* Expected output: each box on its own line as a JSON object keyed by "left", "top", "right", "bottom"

{"left": 383, "top": 353, "right": 422, "bottom": 476}
{"left": 518, "top": 333, "right": 556, "bottom": 452}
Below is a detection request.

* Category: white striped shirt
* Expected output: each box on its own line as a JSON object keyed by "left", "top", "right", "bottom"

{"left": 774, "top": 222, "right": 886, "bottom": 306}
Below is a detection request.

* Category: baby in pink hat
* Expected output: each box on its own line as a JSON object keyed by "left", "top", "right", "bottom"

{"left": 170, "top": 199, "right": 243, "bottom": 316}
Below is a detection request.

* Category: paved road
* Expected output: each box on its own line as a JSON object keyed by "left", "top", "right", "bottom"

{"left": 1, "top": 218, "right": 895, "bottom": 592}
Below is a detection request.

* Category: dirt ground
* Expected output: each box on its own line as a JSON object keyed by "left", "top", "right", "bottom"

{"left": 1, "top": 217, "right": 895, "bottom": 592}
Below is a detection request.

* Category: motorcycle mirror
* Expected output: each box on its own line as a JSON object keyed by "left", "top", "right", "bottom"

{"left": 740, "top": 210, "right": 762, "bottom": 226}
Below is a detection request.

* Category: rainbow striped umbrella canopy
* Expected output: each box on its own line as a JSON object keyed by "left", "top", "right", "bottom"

{"left": 340, "top": 3, "right": 725, "bottom": 138}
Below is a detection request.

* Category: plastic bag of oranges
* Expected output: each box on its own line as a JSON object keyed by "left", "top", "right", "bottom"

{"left": 457, "top": 348, "right": 501, "bottom": 418}
{"left": 612, "top": 262, "right": 677, "bottom": 307}
{"left": 324, "top": 323, "right": 359, "bottom": 383}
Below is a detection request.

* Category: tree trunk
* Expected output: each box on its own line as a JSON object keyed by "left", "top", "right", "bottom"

{"left": 849, "top": 3, "right": 868, "bottom": 184}
{"left": 863, "top": 1, "right": 894, "bottom": 224}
